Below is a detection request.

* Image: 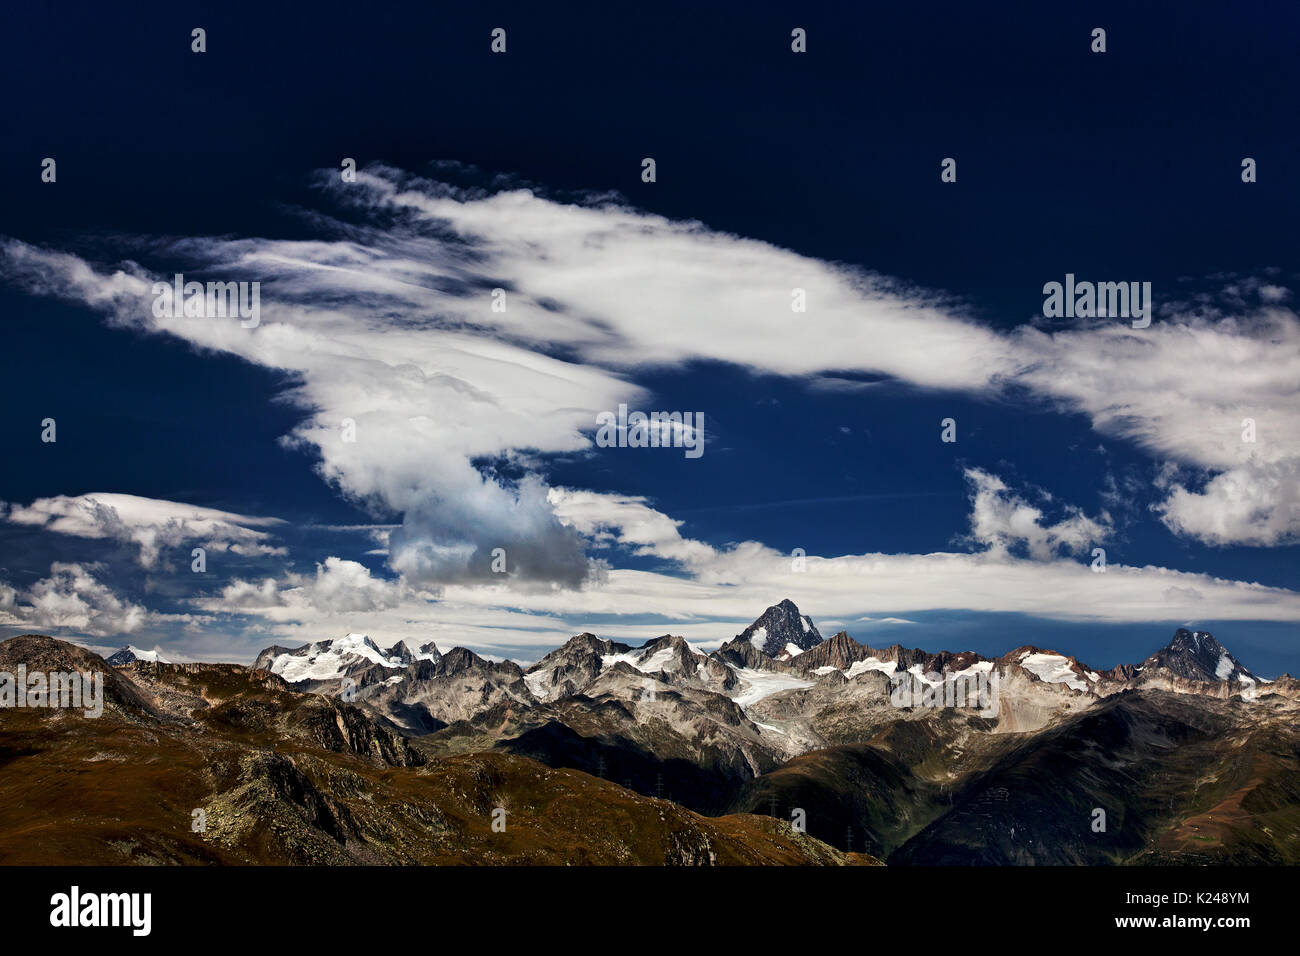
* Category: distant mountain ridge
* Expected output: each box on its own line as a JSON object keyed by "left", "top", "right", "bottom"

{"left": 105, "top": 645, "right": 171, "bottom": 666}
{"left": 245, "top": 601, "right": 1274, "bottom": 710}
{"left": 239, "top": 600, "right": 1280, "bottom": 772}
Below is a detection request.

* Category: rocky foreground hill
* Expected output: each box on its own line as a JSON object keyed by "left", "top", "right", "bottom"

{"left": 0, "top": 634, "right": 872, "bottom": 865}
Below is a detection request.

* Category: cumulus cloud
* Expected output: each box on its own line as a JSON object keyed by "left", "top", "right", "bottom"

{"left": 963, "top": 468, "right": 1111, "bottom": 560}
{"left": 218, "top": 577, "right": 285, "bottom": 609}
{"left": 1154, "top": 459, "right": 1300, "bottom": 547}
{"left": 4, "top": 493, "right": 285, "bottom": 567}
{"left": 216, "top": 557, "right": 407, "bottom": 617}
{"left": 0, "top": 562, "right": 197, "bottom": 638}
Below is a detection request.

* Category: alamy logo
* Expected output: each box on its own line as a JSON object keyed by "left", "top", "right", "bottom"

{"left": 152, "top": 273, "right": 260, "bottom": 328}
{"left": 1042, "top": 274, "right": 1152, "bottom": 328}
{"left": 0, "top": 666, "right": 103, "bottom": 718}
{"left": 49, "top": 886, "right": 151, "bottom": 936}
{"left": 595, "top": 403, "right": 704, "bottom": 459}
{"left": 889, "top": 667, "right": 999, "bottom": 717}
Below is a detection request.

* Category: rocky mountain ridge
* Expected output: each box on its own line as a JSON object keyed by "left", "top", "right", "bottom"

{"left": 245, "top": 603, "right": 1280, "bottom": 741}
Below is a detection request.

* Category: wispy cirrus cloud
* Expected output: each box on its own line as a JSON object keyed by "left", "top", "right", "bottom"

{"left": 1, "top": 162, "right": 1297, "bottom": 581}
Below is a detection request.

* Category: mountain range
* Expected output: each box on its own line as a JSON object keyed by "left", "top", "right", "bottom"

{"left": 7, "top": 599, "right": 1297, "bottom": 865}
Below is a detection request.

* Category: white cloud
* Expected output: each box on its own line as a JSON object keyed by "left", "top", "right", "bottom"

{"left": 1154, "top": 459, "right": 1300, "bottom": 547}
{"left": 963, "top": 468, "right": 1111, "bottom": 559}
{"left": 218, "top": 577, "right": 285, "bottom": 609}
{"left": 1012, "top": 311, "right": 1300, "bottom": 545}
{"left": 217, "top": 557, "right": 406, "bottom": 615}
{"left": 191, "top": 487, "right": 1300, "bottom": 663}
{"left": 548, "top": 487, "right": 715, "bottom": 567}
{"left": 4, "top": 493, "right": 285, "bottom": 567}
{"left": 0, "top": 562, "right": 198, "bottom": 638}
{"left": 2, "top": 165, "right": 1297, "bottom": 568}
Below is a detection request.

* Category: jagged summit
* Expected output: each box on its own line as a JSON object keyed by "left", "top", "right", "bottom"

{"left": 388, "top": 640, "right": 441, "bottom": 665}
{"left": 522, "top": 632, "right": 724, "bottom": 702}
{"left": 1140, "top": 628, "right": 1255, "bottom": 684}
{"left": 729, "top": 599, "right": 823, "bottom": 660}
{"left": 239, "top": 611, "right": 1275, "bottom": 742}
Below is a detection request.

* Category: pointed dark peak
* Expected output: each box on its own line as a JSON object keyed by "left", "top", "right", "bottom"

{"left": 1141, "top": 628, "right": 1254, "bottom": 683}
{"left": 434, "top": 646, "right": 522, "bottom": 679}
{"left": 730, "top": 599, "right": 823, "bottom": 658}
{"left": 389, "top": 640, "right": 440, "bottom": 663}
{"left": 438, "top": 646, "right": 481, "bottom": 668}
{"left": 822, "top": 630, "right": 863, "bottom": 649}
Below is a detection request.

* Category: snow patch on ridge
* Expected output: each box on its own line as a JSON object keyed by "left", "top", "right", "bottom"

{"left": 1018, "top": 651, "right": 1088, "bottom": 692}
{"left": 1215, "top": 653, "right": 1235, "bottom": 680}
{"left": 731, "top": 668, "right": 814, "bottom": 707}
{"left": 845, "top": 658, "right": 898, "bottom": 678}
{"left": 270, "top": 632, "right": 404, "bottom": 683}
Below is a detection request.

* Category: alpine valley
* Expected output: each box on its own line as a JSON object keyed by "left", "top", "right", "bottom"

{"left": 2, "top": 599, "right": 1297, "bottom": 866}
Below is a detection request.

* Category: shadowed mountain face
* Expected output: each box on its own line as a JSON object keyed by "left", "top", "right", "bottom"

{"left": 0, "top": 636, "right": 873, "bottom": 866}
{"left": 1135, "top": 628, "right": 1256, "bottom": 685}
{"left": 888, "top": 689, "right": 1300, "bottom": 865}
{"left": 726, "top": 598, "right": 824, "bottom": 661}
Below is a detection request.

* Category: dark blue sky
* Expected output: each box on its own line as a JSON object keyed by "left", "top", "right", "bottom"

{"left": 1, "top": 1, "right": 1297, "bottom": 672}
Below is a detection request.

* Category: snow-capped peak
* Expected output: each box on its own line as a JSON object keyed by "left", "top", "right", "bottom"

{"left": 267, "top": 632, "right": 409, "bottom": 683}
{"left": 106, "top": 645, "right": 171, "bottom": 665}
